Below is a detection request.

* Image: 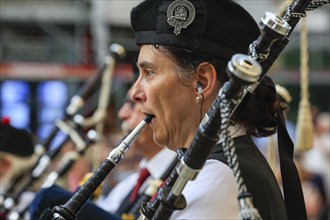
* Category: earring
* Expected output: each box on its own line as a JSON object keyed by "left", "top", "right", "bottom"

{"left": 196, "top": 96, "right": 201, "bottom": 103}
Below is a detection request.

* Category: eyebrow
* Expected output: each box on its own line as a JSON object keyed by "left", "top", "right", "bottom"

{"left": 138, "top": 61, "right": 156, "bottom": 69}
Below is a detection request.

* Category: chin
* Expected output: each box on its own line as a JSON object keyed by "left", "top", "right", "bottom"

{"left": 153, "top": 137, "right": 163, "bottom": 147}
{"left": 153, "top": 133, "right": 166, "bottom": 148}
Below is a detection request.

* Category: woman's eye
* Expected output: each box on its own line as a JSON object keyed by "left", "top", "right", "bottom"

{"left": 145, "top": 69, "right": 155, "bottom": 77}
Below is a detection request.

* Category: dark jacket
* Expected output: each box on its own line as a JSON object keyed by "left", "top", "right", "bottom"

{"left": 210, "top": 135, "right": 288, "bottom": 220}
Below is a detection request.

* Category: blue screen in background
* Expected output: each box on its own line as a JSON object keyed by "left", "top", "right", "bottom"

{"left": 37, "top": 81, "right": 68, "bottom": 107}
{"left": 36, "top": 81, "right": 68, "bottom": 148}
{"left": 0, "top": 80, "right": 30, "bottom": 129}
{"left": 0, "top": 80, "right": 30, "bottom": 102}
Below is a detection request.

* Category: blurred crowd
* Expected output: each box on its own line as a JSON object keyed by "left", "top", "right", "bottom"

{"left": 253, "top": 105, "right": 329, "bottom": 220}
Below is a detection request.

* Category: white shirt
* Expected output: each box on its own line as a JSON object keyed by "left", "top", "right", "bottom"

{"left": 170, "top": 124, "right": 246, "bottom": 219}
{"left": 96, "top": 147, "right": 177, "bottom": 213}
{"left": 170, "top": 159, "right": 240, "bottom": 220}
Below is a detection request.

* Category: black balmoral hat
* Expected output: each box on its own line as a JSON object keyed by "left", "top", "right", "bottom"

{"left": 0, "top": 123, "right": 34, "bottom": 157}
{"left": 131, "top": 0, "right": 260, "bottom": 62}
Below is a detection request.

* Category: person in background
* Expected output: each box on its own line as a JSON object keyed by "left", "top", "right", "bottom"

{"left": 0, "top": 117, "right": 35, "bottom": 219}
{"left": 128, "top": 0, "right": 306, "bottom": 219}
{"left": 295, "top": 154, "right": 327, "bottom": 220}
{"left": 29, "top": 84, "right": 177, "bottom": 220}
{"left": 301, "top": 112, "right": 330, "bottom": 220}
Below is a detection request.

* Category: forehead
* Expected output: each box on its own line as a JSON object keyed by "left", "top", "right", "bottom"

{"left": 137, "top": 45, "right": 172, "bottom": 69}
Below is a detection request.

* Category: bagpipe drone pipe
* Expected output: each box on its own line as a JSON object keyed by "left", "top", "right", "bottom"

{"left": 0, "top": 43, "right": 125, "bottom": 220}
{"left": 137, "top": 0, "right": 329, "bottom": 220}
{"left": 6, "top": 128, "right": 100, "bottom": 220}
{"left": 38, "top": 114, "right": 154, "bottom": 220}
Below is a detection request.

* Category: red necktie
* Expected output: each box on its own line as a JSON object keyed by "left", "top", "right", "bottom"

{"left": 129, "top": 168, "right": 150, "bottom": 202}
{"left": 150, "top": 178, "right": 168, "bottom": 202}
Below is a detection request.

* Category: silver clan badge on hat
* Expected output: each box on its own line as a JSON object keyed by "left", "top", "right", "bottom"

{"left": 167, "top": 0, "right": 195, "bottom": 35}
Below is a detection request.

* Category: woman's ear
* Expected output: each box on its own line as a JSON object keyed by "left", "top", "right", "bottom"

{"left": 195, "top": 62, "right": 218, "bottom": 98}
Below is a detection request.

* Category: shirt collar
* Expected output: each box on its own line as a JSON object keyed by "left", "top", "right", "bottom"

{"left": 139, "top": 148, "right": 177, "bottom": 179}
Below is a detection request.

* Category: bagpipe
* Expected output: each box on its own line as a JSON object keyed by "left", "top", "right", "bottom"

{"left": 23, "top": 0, "right": 328, "bottom": 219}
{"left": 0, "top": 43, "right": 125, "bottom": 220}
{"left": 39, "top": 114, "right": 154, "bottom": 220}
{"left": 137, "top": 0, "right": 329, "bottom": 220}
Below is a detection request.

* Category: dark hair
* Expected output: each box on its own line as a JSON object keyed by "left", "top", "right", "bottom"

{"left": 162, "top": 45, "right": 280, "bottom": 137}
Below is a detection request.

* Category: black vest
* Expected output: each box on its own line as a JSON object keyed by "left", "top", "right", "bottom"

{"left": 209, "top": 135, "right": 288, "bottom": 220}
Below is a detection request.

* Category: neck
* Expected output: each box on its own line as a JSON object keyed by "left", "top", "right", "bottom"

{"left": 144, "top": 145, "right": 163, "bottom": 160}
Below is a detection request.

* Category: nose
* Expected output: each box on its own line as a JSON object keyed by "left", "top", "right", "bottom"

{"left": 131, "top": 80, "right": 146, "bottom": 104}
{"left": 118, "top": 101, "right": 133, "bottom": 121}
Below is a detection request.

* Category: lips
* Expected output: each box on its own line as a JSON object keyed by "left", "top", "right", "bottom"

{"left": 143, "top": 111, "right": 156, "bottom": 125}
{"left": 148, "top": 114, "right": 156, "bottom": 118}
{"left": 143, "top": 110, "right": 155, "bottom": 117}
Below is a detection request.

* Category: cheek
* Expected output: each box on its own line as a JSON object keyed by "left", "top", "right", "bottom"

{"left": 151, "top": 82, "right": 178, "bottom": 106}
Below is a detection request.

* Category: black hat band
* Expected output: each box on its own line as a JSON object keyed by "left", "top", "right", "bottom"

{"left": 135, "top": 31, "right": 236, "bottom": 61}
